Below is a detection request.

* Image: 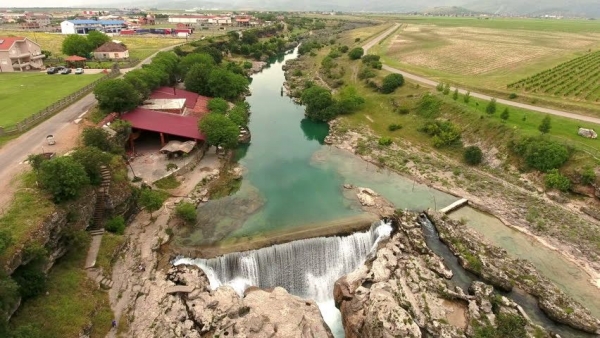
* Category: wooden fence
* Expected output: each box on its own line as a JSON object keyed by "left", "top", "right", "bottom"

{"left": 0, "top": 69, "right": 120, "bottom": 137}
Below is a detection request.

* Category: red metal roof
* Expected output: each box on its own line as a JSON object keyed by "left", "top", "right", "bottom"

{"left": 121, "top": 108, "right": 205, "bottom": 140}
{"left": 0, "top": 36, "right": 24, "bottom": 51}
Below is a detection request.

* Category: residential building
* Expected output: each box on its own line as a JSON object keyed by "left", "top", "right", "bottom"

{"left": 93, "top": 41, "right": 129, "bottom": 60}
{"left": 24, "top": 14, "right": 51, "bottom": 27}
{"left": 60, "top": 19, "right": 126, "bottom": 34}
{"left": 0, "top": 37, "right": 45, "bottom": 72}
{"left": 168, "top": 14, "right": 232, "bottom": 26}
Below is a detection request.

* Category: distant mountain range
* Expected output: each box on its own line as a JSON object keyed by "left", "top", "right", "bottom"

{"left": 90, "top": 0, "right": 600, "bottom": 18}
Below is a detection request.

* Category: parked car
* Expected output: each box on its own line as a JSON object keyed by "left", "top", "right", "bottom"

{"left": 60, "top": 68, "right": 72, "bottom": 74}
{"left": 74, "top": 68, "right": 84, "bottom": 74}
{"left": 46, "top": 67, "right": 57, "bottom": 74}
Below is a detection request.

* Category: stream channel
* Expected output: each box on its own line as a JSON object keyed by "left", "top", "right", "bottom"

{"left": 176, "top": 48, "right": 599, "bottom": 337}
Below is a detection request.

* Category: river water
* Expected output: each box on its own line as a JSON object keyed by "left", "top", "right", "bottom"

{"left": 177, "top": 48, "right": 598, "bottom": 336}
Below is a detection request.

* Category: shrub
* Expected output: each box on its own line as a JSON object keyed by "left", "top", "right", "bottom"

{"left": 397, "top": 108, "right": 410, "bottom": 115}
{"left": 545, "top": 169, "right": 571, "bottom": 191}
{"left": 105, "top": 215, "right": 126, "bottom": 234}
{"left": 361, "top": 54, "right": 380, "bottom": 64}
{"left": 328, "top": 49, "right": 341, "bottom": 59}
{"left": 500, "top": 108, "right": 510, "bottom": 121}
{"left": 420, "top": 121, "right": 461, "bottom": 148}
{"left": 511, "top": 137, "right": 570, "bottom": 172}
{"left": 175, "top": 202, "right": 197, "bottom": 224}
{"left": 208, "top": 98, "right": 229, "bottom": 114}
{"left": 416, "top": 94, "right": 442, "bottom": 118}
{"left": 464, "top": 146, "right": 483, "bottom": 165}
{"left": 354, "top": 37, "right": 361, "bottom": 42}
{"left": 13, "top": 265, "right": 46, "bottom": 300}
{"left": 71, "top": 146, "right": 113, "bottom": 186}
{"left": 339, "top": 45, "right": 349, "bottom": 53}
{"left": 348, "top": 47, "right": 364, "bottom": 60}
{"left": 463, "top": 91, "right": 471, "bottom": 103}
{"left": 293, "top": 69, "right": 303, "bottom": 76}
{"left": 581, "top": 167, "right": 596, "bottom": 185}
{"left": 358, "top": 67, "right": 376, "bottom": 80}
{"left": 82, "top": 127, "right": 113, "bottom": 153}
{"left": 538, "top": 115, "right": 551, "bottom": 134}
{"left": 442, "top": 83, "right": 450, "bottom": 95}
{"left": 452, "top": 88, "right": 458, "bottom": 100}
{"left": 139, "top": 189, "right": 168, "bottom": 219}
{"left": 380, "top": 73, "right": 404, "bottom": 94}
{"left": 388, "top": 123, "right": 402, "bottom": 131}
{"left": 38, "top": 157, "right": 90, "bottom": 203}
{"left": 378, "top": 137, "right": 393, "bottom": 146}
{"left": 508, "top": 92, "right": 518, "bottom": 99}
{"left": 486, "top": 98, "right": 497, "bottom": 114}
{"left": 243, "top": 61, "right": 252, "bottom": 69}
{"left": 370, "top": 61, "right": 382, "bottom": 69}
{"left": 435, "top": 83, "right": 444, "bottom": 92}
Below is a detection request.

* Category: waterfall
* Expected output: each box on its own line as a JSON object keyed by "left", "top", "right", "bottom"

{"left": 174, "top": 220, "right": 392, "bottom": 301}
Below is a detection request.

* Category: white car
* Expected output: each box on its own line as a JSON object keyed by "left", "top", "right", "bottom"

{"left": 75, "top": 68, "right": 84, "bottom": 74}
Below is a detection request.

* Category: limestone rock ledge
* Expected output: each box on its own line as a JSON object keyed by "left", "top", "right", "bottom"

{"left": 334, "top": 211, "right": 552, "bottom": 338}
{"left": 150, "top": 264, "right": 333, "bottom": 338}
{"left": 428, "top": 211, "right": 600, "bottom": 334}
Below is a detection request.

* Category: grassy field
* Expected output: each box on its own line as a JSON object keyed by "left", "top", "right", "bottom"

{"left": 0, "top": 30, "right": 183, "bottom": 60}
{"left": 10, "top": 236, "right": 113, "bottom": 338}
{"left": 0, "top": 72, "right": 103, "bottom": 127}
{"left": 371, "top": 17, "right": 600, "bottom": 113}
{"left": 298, "top": 23, "right": 600, "bottom": 164}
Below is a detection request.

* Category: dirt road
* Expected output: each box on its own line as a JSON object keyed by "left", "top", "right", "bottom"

{"left": 364, "top": 24, "right": 600, "bottom": 125}
{"left": 0, "top": 44, "right": 183, "bottom": 211}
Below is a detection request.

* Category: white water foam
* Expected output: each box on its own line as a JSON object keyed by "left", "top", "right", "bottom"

{"left": 174, "top": 220, "right": 393, "bottom": 337}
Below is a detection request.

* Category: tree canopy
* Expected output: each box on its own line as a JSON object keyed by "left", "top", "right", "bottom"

{"left": 207, "top": 68, "right": 249, "bottom": 100}
{"left": 185, "top": 63, "right": 215, "bottom": 96}
{"left": 93, "top": 79, "right": 141, "bottom": 113}
{"left": 71, "top": 146, "right": 113, "bottom": 186}
{"left": 301, "top": 85, "right": 335, "bottom": 122}
{"left": 38, "top": 157, "right": 90, "bottom": 202}
{"left": 207, "top": 98, "right": 229, "bottom": 114}
{"left": 138, "top": 189, "right": 167, "bottom": 219}
{"left": 348, "top": 47, "right": 364, "bottom": 60}
{"left": 380, "top": 73, "right": 404, "bottom": 94}
{"left": 86, "top": 30, "right": 111, "bottom": 49}
{"left": 199, "top": 113, "right": 240, "bottom": 149}
{"left": 61, "top": 34, "right": 91, "bottom": 57}
{"left": 538, "top": 115, "right": 552, "bottom": 134}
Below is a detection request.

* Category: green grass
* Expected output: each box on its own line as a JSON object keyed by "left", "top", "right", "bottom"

{"left": 95, "top": 233, "right": 126, "bottom": 276}
{"left": 0, "top": 172, "right": 55, "bottom": 265}
{"left": 9, "top": 238, "right": 114, "bottom": 338}
{"left": 154, "top": 175, "right": 181, "bottom": 190}
{"left": 0, "top": 72, "right": 104, "bottom": 127}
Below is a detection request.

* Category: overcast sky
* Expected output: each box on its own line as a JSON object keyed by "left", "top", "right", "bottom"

{"left": 3, "top": 0, "right": 113, "bottom": 7}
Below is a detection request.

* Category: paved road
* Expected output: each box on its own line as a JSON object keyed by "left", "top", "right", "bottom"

{"left": 363, "top": 24, "right": 600, "bottom": 125}
{"left": 0, "top": 44, "right": 182, "bottom": 210}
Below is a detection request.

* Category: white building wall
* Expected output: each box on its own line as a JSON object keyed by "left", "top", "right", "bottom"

{"left": 60, "top": 21, "right": 76, "bottom": 34}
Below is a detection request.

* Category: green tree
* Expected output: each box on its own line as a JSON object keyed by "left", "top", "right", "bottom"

{"left": 0, "top": 231, "right": 12, "bottom": 255}
{"left": 486, "top": 98, "right": 497, "bottom": 114}
{"left": 61, "top": 34, "right": 91, "bottom": 57}
{"left": 138, "top": 189, "right": 167, "bottom": 220}
{"left": 86, "top": 30, "right": 110, "bottom": 49}
{"left": 82, "top": 127, "right": 113, "bottom": 152}
{"left": 207, "top": 68, "right": 249, "bottom": 100}
{"left": 348, "top": 47, "right": 364, "bottom": 60}
{"left": 500, "top": 107, "right": 510, "bottom": 121}
{"left": 178, "top": 53, "right": 215, "bottom": 76}
{"left": 538, "top": 115, "right": 552, "bottom": 134}
{"left": 464, "top": 146, "right": 483, "bottom": 165}
{"left": 71, "top": 146, "right": 113, "bottom": 186}
{"left": 199, "top": 113, "right": 240, "bottom": 149}
{"left": 301, "top": 85, "right": 335, "bottom": 121}
{"left": 513, "top": 138, "right": 570, "bottom": 172}
{"left": 175, "top": 202, "right": 197, "bottom": 224}
{"left": 207, "top": 98, "right": 229, "bottom": 114}
{"left": 442, "top": 83, "right": 450, "bottom": 95}
{"left": 545, "top": 169, "right": 571, "bottom": 192}
{"left": 185, "top": 63, "right": 215, "bottom": 96}
{"left": 38, "top": 157, "right": 89, "bottom": 202}
{"left": 380, "top": 73, "right": 404, "bottom": 94}
{"left": 452, "top": 88, "right": 459, "bottom": 100}
{"left": 229, "top": 103, "right": 250, "bottom": 126}
{"left": 93, "top": 79, "right": 140, "bottom": 113}
{"left": 463, "top": 91, "right": 471, "bottom": 103}
{"left": 27, "top": 154, "right": 46, "bottom": 172}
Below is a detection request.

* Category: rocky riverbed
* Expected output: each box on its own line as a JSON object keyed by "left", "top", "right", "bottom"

{"left": 428, "top": 211, "right": 600, "bottom": 334}
{"left": 335, "top": 210, "right": 556, "bottom": 338}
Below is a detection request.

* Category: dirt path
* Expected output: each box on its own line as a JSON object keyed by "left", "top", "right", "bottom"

{"left": 365, "top": 24, "right": 600, "bottom": 125}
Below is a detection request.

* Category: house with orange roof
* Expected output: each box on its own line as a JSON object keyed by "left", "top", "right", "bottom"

{"left": 0, "top": 36, "right": 45, "bottom": 72}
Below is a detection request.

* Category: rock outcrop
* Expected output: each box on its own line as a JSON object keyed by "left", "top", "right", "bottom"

{"left": 335, "top": 211, "right": 551, "bottom": 338}
{"left": 428, "top": 211, "right": 600, "bottom": 334}
{"left": 355, "top": 187, "right": 395, "bottom": 218}
{"left": 145, "top": 264, "right": 334, "bottom": 338}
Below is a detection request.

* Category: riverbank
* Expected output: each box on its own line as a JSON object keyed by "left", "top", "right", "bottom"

{"left": 324, "top": 119, "right": 600, "bottom": 293}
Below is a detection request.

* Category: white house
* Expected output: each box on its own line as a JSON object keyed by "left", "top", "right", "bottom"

{"left": 60, "top": 19, "right": 125, "bottom": 34}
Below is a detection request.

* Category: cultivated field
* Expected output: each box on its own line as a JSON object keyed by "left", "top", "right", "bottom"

{"left": 373, "top": 18, "right": 600, "bottom": 112}
{"left": 0, "top": 30, "right": 184, "bottom": 59}
{"left": 508, "top": 50, "right": 600, "bottom": 103}
{"left": 0, "top": 72, "right": 103, "bottom": 127}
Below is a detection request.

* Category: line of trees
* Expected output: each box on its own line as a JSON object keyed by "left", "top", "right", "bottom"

{"left": 61, "top": 30, "right": 111, "bottom": 57}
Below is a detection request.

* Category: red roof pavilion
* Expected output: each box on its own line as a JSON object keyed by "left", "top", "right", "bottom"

{"left": 121, "top": 108, "right": 205, "bottom": 140}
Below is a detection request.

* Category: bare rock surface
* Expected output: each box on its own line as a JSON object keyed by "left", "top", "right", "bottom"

{"left": 335, "top": 211, "right": 553, "bottom": 338}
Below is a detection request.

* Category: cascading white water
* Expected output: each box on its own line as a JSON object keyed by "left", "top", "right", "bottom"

{"left": 174, "top": 220, "right": 393, "bottom": 337}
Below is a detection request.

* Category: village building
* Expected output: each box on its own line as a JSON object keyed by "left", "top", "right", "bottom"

{"left": 93, "top": 41, "right": 129, "bottom": 60}
{"left": 24, "top": 14, "right": 51, "bottom": 28}
{"left": 60, "top": 19, "right": 126, "bottom": 34}
{"left": 0, "top": 36, "right": 45, "bottom": 72}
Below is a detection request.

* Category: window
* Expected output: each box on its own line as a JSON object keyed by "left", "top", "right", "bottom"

{"left": 114, "top": 53, "right": 119, "bottom": 58}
